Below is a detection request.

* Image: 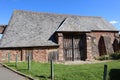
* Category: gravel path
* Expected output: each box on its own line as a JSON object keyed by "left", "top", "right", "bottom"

{"left": 0, "top": 64, "right": 29, "bottom": 80}
{"left": 64, "top": 60, "right": 112, "bottom": 65}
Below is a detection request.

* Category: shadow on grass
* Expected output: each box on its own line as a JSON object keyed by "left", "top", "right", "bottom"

{"left": 6, "top": 64, "right": 15, "bottom": 67}
{"left": 109, "top": 69, "right": 120, "bottom": 80}
{"left": 16, "top": 68, "right": 30, "bottom": 73}
{"left": 17, "top": 69, "right": 28, "bottom": 71}
{"left": 35, "top": 75, "right": 51, "bottom": 80}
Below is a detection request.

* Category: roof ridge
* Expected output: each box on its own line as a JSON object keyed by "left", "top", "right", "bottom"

{"left": 14, "top": 9, "right": 70, "bottom": 16}
{"left": 14, "top": 10, "right": 102, "bottom": 18}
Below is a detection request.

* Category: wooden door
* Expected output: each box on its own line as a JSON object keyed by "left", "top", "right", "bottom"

{"left": 64, "top": 36, "right": 73, "bottom": 61}
{"left": 63, "top": 34, "right": 86, "bottom": 61}
{"left": 73, "top": 36, "right": 81, "bottom": 60}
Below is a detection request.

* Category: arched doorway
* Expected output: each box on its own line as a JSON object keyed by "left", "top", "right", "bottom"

{"left": 98, "top": 36, "right": 106, "bottom": 56}
{"left": 113, "top": 39, "right": 119, "bottom": 52}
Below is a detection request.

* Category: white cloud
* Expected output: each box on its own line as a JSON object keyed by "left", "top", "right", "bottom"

{"left": 109, "top": 20, "right": 120, "bottom": 30}
{"left": 110, "top": 20, "right": 118, "bottom": 24}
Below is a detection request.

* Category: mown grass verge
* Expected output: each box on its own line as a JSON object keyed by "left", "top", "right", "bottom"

{"left": 5, "top": 60, "right": 120, "bottom": 80}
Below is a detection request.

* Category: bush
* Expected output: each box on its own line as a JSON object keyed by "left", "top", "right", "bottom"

{"left": 97, "top": 55, "right": 110, "bottom": 61}
{"left": 110, "top": 52, "right": 120, "bottom": 60}
{"left": 97, "top": 51, "right": 120, "bottom": 60}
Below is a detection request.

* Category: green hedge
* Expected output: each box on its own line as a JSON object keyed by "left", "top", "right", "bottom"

{"left": 110, "top": 52, "right": 120, "bottom": 60}
{"left": 97, "top": 55, "right": 110, "bottom": 60}
{"left": 97, "top": 52, "right": 120, "bottom": 60}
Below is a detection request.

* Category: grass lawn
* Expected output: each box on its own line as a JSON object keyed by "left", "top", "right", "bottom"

{"left": 5, "top": 60, "right": 120, "bottom": 80}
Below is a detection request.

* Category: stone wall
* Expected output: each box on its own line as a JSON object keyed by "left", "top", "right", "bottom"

{"left": 90, "top": 31, "right": 119, "bottom": 58}
{"left": 33, "top": 48, "right": 58, "bottom": 62}
{"left": 86, "top": 33, "right": 93, "bottom": 60}
{"left": 0, "top": 47, "right": 58, "bottom": 62}
{"left": 90, "top": 32, "right": 118, "bottom": 44}
{"left": 0, "top": 50, "right": 22, "bottom": 62}
{"left": 57, "top": 33, "right": 64, "bottom": 61}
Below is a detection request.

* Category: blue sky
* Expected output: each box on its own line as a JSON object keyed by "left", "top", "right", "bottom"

{"left": 0, "top": 0, "right": 120, "bottom": 30}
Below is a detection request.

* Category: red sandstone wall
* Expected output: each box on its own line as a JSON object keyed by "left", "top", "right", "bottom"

{"left": 0, "top": 50, "right": 21, "bottom": 62}
{"left": 0, "top": 48, "right": 58, "bottom": 62}
{"left": 90, "top": 32, "right": 118, "bottom": 45}
{"left": 33, "top": 48, "right": 47, "bottom": 62}
{"left": 90, "top": 31, "right": 119, "bottom": 57}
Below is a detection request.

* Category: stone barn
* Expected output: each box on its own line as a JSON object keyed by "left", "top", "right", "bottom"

{"left": 0, "top": 10, "right": 119, "bottom": 62}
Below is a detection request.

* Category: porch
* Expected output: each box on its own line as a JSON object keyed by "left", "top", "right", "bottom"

{"left": 58, "top": 32, "right": 92, "bottom": 61}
